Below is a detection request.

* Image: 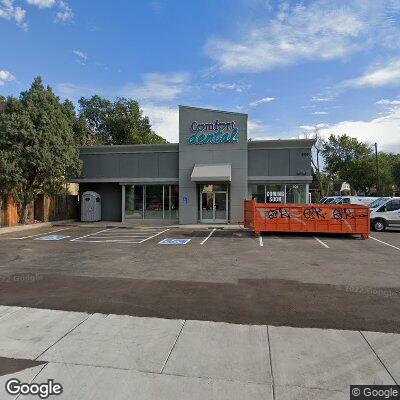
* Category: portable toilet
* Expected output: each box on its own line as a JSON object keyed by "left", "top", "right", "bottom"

{"left": 81, "top": 191, "right": 101, "bottom": 222}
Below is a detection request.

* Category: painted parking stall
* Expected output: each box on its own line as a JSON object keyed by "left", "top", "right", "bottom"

{"left": 71, "top": 227, "right": 170, "bottom": 244}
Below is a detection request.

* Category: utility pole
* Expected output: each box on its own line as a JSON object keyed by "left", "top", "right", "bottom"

{"left": 374, "top": 142, "right": 380, "bottom": 196}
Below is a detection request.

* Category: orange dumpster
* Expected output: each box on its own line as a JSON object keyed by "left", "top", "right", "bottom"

{"left": 244, "top": 199, "right": 370, "bottom": 240}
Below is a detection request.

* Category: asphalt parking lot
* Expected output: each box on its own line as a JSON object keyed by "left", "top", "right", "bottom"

{"left": 0, "top": 224, "right": 400, "bottom": 333}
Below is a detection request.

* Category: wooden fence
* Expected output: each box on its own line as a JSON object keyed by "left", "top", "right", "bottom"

{"left": 0, "top": 195, "right": 78, "bottom": 227}
{"left": 0, "top": 196, "right": 19, "bottom": 227}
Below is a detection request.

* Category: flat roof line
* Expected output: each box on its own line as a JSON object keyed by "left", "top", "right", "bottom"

{"left": 179, "top": 105, "right": 248, "bottom": 117}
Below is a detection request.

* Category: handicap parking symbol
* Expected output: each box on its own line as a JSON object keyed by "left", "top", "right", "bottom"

{"left": 35, "top": 235, "right": 71, "bottom": 241}
{"left": 159, "top": 238, "right": 191, "bottom": 245}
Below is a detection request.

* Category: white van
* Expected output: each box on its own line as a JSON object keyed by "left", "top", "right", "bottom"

{"left": 318, "top": 196, "right": 341, "bottom": 204}
{"left": 370, "top": 197, "right": 400, "bottom": 231}
{"left": 333, "top": 196, "right": 379, "bottom": 206}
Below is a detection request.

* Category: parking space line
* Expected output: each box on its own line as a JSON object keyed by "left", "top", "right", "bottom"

{"left": 88, "top": 236, "right": 149, "bottom": 239}
{"left": 370, "top": 236, "right": 400, "bottom": 252}
{"left": 7, "top": 227, "right": 70, "bottom": 240}
{"left": 74, "top": 239, "right": 143, "bottom": 243}
{"left": 139, "top": 228, "right": 170, "bottom": 243}
{"left": 313, "top": 236, "right": 329, "bottom": 248}
{"left": 70, "top": 227, "right": 118, "bottom": 242}
{"left": 200, "top": 228, "right": 216, "bottom": 245}
{"left": 259, "top": 236, "right": 263, "bottom": 247}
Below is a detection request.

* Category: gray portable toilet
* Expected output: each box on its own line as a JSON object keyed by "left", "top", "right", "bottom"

{"left": 81, "top": 191, "right": 101, "bottom": 222}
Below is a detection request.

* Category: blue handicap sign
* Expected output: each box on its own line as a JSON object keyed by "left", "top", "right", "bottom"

{"left": 182, "top": 195, "right": 189, "bottom": 205}
{"left": 159, "top": 238, "right": 191, "bottom": 245}
{"left": 35, "top": 235, "right": 70, "bottom": 241}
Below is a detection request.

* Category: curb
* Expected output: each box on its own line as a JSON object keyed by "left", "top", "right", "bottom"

{"left": 0, "top": 219, "right": 78, "bottom": 235}
{"left": 52, "top": 222, "right": 245, "bottom": 230}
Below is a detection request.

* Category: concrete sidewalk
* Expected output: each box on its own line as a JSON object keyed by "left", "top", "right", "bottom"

{"left": 0, "top": 306, "right": 398, "bottom": 399}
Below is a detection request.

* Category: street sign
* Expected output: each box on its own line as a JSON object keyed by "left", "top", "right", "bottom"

{"left": 35, "top": 235, "right": 71, "bottom": 241}
{"left": 159, "top": 238, "right": 191, "bottom": 245}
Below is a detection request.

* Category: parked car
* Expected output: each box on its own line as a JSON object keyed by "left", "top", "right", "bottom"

{"left": 370, "top": 197, "right": 400, "bottom": 231}
{"left": 318, "top": 196, "right": 341, "bottom": 204}
{"left": 333, "top": 196, "right": 380, "bottom": 206}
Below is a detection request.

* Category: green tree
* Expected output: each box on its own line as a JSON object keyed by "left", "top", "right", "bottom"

{"left": 62, "top": 99, "right": 88, "bottom": 146}
{"left": 322, "top": 134, "right": 374, "bottom": 193}
{"left": 0, "top": 77, "right": 82, "bottom": 224}
{"left": 78, "top": 95, "right": 166, "bottom": 145}
{"left": 393, "top": 158, "right": 400, "bottom": 189}
{"left": 345, "top": 156, "right": 376, "bottom": 194}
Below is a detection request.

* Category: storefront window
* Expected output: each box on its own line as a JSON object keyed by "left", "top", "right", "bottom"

{"left": 169, "top": 185, "right": 179, "bottom": 219}
{"left": 286, "top": 184, "right": 306, "bottom": 203}
{"left": 200, "top": 184, "right": 227, "bottom": 192}
{"left": 126, "top": 184, "right": 179, "bottom": 220}
{"left": 125, "top": 185, "right": 143, "bottom": 219}
{"left": 265, "top": 184, "right": 285, "bottom": 203}
{"left": 145, "top": 185, "right": 163, "bottom": 219}
{"left": 163, "top": 185, "right": 179, "bottom": 220}
{"left": 248, "top": 184, "right": 308, "bottom": 204}
{"left": 248, "top": 184, "right": 265, "bottom": 203}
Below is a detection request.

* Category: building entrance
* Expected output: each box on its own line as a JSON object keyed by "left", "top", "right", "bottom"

{"left": 199, "top": 184, "right": 228, "bottom": 223}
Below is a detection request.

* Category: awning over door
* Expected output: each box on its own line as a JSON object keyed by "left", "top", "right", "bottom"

{"left": 191, "top": 163, "right": 232, "bottom": 182}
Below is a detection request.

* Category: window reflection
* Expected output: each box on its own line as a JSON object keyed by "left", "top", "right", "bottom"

{"left": 248, "top": 184, "right": 307, "bottom": 204}
{"left": 125, "top": 185, "right": 179, "bottom": 220}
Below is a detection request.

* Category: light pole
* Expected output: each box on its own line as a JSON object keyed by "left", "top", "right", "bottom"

{"left": 374, "top": 142, "right": 380, "bottom": 196}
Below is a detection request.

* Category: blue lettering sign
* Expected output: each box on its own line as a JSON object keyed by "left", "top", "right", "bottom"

{"left": 188, "top": 127, "right": 239, "bottom": 145}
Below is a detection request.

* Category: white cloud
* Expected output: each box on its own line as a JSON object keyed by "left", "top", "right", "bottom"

{"left": 210, "top": 82, "right": 251, "bottom": 93}
{"left": 248, "top": 96, "right": 275, "bottom": 107}
{"left": 73, "top": 50, "right": 87, "bottom": 59}
{"left": 26, "top": 0, "right": 55, "bottom": 8}
{"left": 141, "top": 104, "right": 179, "bottom": 143}
{"left": 341, "top": 60, "right": 400, "bottom": 88}
{"left": 56, "top": 82, "right": 99, "bottom": 102}
{"left": 0, "top": 70, "right": 15, "bottom": 85}
{"left": 313, "top": 111, "right": 328, "bottom": 115}
{"left": 376, "top": 98, "right": 400, "bottom": 106}
{"left": 121, "top": 72, "right": 189, "bottom": 102}
{"left": 311, "top": 96, "right": 332, "bottom": 102}
{"left": 299, "top": 123, "right": 329, "bottom": 131}
{"left": 73, "top": 50, "right": 87, "bottom": 65}
{"left": 300, "top": 108, "right": 400, "bottom": 152}
{"left": 0, "top": 0, "right": 28, "bottom": 30}
{"left": 248, "top": 119, "right": 276, "bottom": 140}
{"left": 55, "top": 0, "right": 73, "bottom": 22}
{"left": 205, "top": 1, "right": 400, "bottom": 73}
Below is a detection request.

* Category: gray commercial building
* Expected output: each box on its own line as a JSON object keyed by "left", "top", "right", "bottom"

{"left": 71, "top": 106, "right": 314, "bottom": 224}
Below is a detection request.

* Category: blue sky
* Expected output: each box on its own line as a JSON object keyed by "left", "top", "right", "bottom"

{"left": 1, "top": 0, "right": 400, "bottom": 151}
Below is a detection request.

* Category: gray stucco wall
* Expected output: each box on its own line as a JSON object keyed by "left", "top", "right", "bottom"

{"left": 248, "top": 141, "right": 313, "bottom": 181}
{"left": 77, "top": 144, "right": 179, "bottom": 182}
{"left": 80, "top": 183, "right": 122, "bottom": 221}
{"left": 178, "top": 106, "right": 248, "bottom": 224}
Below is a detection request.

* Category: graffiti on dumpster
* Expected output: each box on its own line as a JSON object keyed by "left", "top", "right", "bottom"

{"left": 265, "top": 208, "right": 291, "bottom": 219}
{"left": 332, "top": 208, "right": 355, "bottom": 221}
{"left": 303, "top": 207, "right": 326, "bottom": 220}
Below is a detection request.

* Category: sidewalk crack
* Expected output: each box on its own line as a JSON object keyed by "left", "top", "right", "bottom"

{"left": 267, "top": 325, "right": 275, "bottom": 400}
{"left": 160, "top": 319, "right": 186, "bottom": 374}
{"left": 359, "top": 331, "right": 398, "bottom": 385}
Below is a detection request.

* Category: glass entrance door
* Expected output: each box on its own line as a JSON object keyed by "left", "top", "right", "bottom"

{"left": 200, "top": 190, "right": 228, "bottom": 223}
{"left": 214, "top": 192, "right": 227, "bottom": 222}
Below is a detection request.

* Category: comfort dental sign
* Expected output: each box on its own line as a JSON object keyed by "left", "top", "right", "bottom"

{"left": 188, "top": 120, "right": 239, "bottom": 145}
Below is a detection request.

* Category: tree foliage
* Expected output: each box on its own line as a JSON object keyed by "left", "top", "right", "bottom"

{"left": 320, "top": 134, "right": 400, "bottom": 196}
{"left": 0, "top": 77, "right": 83, "bottom": 223}
{"left": 393, "top": 159, "right": 400, "bottom": 188}
{"left": 78, "top": 96, "right": 166, "bottom": 145}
